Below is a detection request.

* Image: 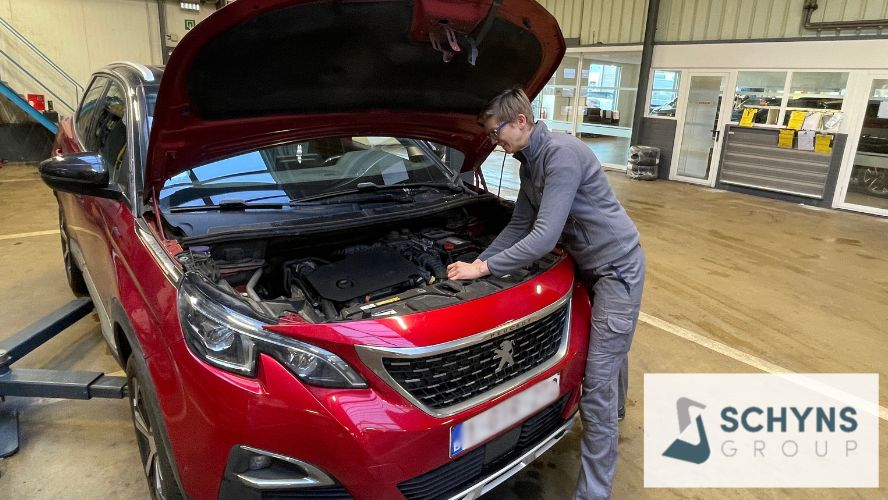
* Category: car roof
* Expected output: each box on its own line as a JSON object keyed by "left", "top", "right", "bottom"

{"left": 97, "top": 62, "right": 164, "bottom": 87}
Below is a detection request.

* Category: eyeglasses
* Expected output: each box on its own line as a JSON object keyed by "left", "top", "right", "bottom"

{"left": 489, "top": 120, "right": 511, "bottom": 140}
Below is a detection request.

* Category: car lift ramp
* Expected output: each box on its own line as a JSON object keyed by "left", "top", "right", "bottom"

{"left": 0, "top": 297, "right": 127, "bottom": 458}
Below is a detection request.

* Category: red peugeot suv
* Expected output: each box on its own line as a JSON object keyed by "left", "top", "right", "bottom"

{"left": 39, "top": 1, "right": 590, "bottom": 498}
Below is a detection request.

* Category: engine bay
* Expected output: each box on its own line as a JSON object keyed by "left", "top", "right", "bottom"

{"left": 175, "top": 203, "right": 562, "bottom": 323}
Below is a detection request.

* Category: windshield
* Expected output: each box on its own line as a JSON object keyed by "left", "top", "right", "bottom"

{"left": 159, "top": 137, "right": 456, "bottom": 209}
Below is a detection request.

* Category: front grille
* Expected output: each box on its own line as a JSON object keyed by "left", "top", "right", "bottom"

{"left": 382, "top": 304, "right": 568, "bottom": 409}
{"left": 261, "top": 486, "right": 352, "bottom": 499}
{"left": 516, "top": 396, "right": 566, "bottom": 450}
{"left": 398, "top": 394, "right": 571, "bottom": 500}
{"left": 398, "top": 448, "right": 486, "bottom": 500}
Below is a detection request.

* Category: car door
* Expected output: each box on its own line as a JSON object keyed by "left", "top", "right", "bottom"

{"left": 75, "top": 77, "right": 134, "bottom": 346}
{"left": 60, "top": 76, "right": 110, "bottom": 270}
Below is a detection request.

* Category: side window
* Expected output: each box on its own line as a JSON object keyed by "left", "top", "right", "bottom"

{"left": 93, "top": 81, "right": 129, "bottom": 190}
{"left": 75, "top": 77, "right": 110, "bottom": 148}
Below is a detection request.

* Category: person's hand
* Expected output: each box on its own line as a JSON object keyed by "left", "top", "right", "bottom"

{"left": 447, "top": 259, "right": 490, "bottom": 280}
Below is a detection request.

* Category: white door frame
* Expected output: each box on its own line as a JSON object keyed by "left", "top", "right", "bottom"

{"left": 832, "top": 71, "right": 888, "bottom": 217}
{"left": 669, "top": 71, "right": 735, "bottom": 187}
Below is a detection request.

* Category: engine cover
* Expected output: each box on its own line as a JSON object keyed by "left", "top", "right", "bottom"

{"left": 303, "top": 248, "right": 421, "bottom": 303}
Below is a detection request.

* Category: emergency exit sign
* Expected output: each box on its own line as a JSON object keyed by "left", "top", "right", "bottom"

{"left": 185, "top": 19, "right": 196, "bottom": 30}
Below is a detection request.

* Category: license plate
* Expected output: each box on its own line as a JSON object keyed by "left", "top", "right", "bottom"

{"left": 449, "top": 374, "right": 560, "bottom": 457}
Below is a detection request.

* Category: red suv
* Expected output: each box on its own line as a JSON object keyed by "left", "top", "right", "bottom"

{"left": 39, "top": 1, "right": 589, "bottom": 498}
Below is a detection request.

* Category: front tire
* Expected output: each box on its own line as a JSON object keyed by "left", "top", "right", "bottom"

{"left": 126, "top": 355, "right": 185, "bottom": 500}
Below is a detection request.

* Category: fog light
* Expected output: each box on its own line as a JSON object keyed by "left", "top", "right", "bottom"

{"left": 226, "top": 445, "right": 337, "bottom": 490}
{"left": 248, "top": 454, "right": 272, "bottom": 471}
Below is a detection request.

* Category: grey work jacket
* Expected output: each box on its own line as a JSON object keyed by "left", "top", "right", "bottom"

{"left": 479, "top": 122, "right": 639, "bottom": 275}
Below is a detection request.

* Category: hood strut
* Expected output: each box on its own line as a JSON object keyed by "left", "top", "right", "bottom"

{"left": 429, "top": 0, "right": 502, "bottom": 66}
{"left": 466, "top": 0, "right": 503, "bottom": 65}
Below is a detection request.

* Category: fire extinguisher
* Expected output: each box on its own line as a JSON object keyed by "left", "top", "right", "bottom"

{"left": 541, "top": 108, "right": 548, "bottom": 120}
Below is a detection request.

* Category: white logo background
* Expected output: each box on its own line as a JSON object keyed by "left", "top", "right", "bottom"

{"left": 644, "top": 374, "right": 879, "bottom": 487}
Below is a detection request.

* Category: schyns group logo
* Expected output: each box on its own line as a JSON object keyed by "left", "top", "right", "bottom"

{"left": 662, "top": 398, "right": 710, "bottom": 464}
{"left": 645, "top": 374, "right": 878, "bottom": 488}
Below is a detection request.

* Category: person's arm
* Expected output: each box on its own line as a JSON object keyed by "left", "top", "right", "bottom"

{"left": 477, "top": 188, "right": 534, "bottom": 261}
{"left": 485, "top": 150, "right": 582, "bottom": 276}
{"left": 447, "top": 188, "right": 534, "bottom": 281}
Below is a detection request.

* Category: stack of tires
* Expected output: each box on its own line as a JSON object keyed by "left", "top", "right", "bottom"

{"left": 627, "top": 145, "right": 660, "bottom": 180}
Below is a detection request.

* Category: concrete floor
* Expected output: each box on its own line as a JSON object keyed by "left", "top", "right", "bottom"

{"left": 1, "top": 162, "right": 886, "bottom": 498}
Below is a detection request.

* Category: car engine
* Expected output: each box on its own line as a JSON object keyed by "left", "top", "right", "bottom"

{"left": 176, "top": 209, "right": 561, "bottom": 323}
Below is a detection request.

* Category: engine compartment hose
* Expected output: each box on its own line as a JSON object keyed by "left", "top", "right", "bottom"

{"left": 417, "top": 253, "right": 446, "bottom": 279}
{"left": 246, "top": 268, "right": 276, "bottom": 318}
{"left": 320, "top": 299, "right": 339, "bottom": 321}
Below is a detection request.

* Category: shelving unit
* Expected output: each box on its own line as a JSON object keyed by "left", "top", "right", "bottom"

{"left": 716, "top": 124, "right": 846, "bottom": 207}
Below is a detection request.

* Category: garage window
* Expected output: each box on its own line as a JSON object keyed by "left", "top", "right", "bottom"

{"left": 782, "top": 72, "right": 848, "bottom": 127}
{"left": 586, "top": 63, "right": 620, "bottom": 112}
{"left": 730, "top": 71, "right": 848, "bottom": 130}
{"left": 733, "top": 71, "right": 786, "bottom": 126}
{"left": 647, "top": 70, "right": 681, "bottom": 118}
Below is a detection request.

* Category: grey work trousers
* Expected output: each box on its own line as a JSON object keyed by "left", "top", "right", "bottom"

{"left": 574, "top": 244, "right": 645, "bottom": 500}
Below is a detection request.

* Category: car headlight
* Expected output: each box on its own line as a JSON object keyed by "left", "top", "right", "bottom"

{"left": 178, "top": 272, "right": 367, "bottom": 388}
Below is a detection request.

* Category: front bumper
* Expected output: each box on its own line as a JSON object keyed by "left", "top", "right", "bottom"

{"left": 217, "top": 393, "right": 578, "bottom": 500}
{"left": 446, "top": 416, "right": 576, "bottom": 500}
{"left": 398, "top": 394, "right": 577, "bottom": 500}
{"left": 151, "top": 287, "right": 589, "bottom": 500}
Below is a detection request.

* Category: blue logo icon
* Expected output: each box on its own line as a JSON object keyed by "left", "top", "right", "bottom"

{"left": 662, "top": 397, "right": 711, "bottom": 464}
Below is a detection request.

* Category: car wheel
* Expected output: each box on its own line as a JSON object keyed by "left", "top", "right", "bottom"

{"left": 860, "top": 167, "right": 888, "bottom": 197}
{"left": 126, "top": 355, "right": 185, "bottom": 500}
{"left": 58, "top": 206, "right": 88, "bottom": 296}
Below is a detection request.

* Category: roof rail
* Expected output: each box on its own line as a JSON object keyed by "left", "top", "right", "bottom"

{"left": 107, "top": 61, "right": 157, "bottom": 82}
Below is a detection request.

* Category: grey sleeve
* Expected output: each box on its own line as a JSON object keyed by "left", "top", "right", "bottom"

{"left": 478, "top": 188, "right": 534, "bottom": 261}
{"left": 485, "top": 150, "right": 582, "bottom": 276}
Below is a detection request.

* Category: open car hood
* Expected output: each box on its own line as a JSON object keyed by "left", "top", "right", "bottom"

{"left": 145, "top": 0, "right": 565, "bottom": 197}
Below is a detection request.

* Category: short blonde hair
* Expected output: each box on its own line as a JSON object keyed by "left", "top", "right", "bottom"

{"left": 478, "top": 87, "right": 535, "bottom": 125}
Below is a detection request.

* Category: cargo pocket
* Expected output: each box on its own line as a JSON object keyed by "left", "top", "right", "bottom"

{"left": 592, "top": 313, "right": 636, "bottom": 354}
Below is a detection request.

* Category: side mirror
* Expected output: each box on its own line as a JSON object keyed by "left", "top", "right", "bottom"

{"left": 39, "top": 153, "right": 122, "bottom": 200}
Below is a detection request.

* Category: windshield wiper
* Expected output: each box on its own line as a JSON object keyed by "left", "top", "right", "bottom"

{"left": 291, "top": 182, "right": 463, "bottom": 204}
{"left": 169, "top": 199, "right": 285, "bottom": 213}
{"left": 293, "top": 193, "right": 415, "bottom": 206}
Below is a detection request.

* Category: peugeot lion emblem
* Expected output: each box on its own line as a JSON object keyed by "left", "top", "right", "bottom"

{"left": 493, "top": 340, "right": 516, "bottom": 372}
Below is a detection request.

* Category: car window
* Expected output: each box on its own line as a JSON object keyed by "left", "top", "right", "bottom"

{"left": 159, "top": 136, "right": 458, "bottom": 209}
{"left": 75, "top": 76, "right": 110, "bottom": 147}
{"left": 90, "top": 81, "right": 130, "bottom": 198}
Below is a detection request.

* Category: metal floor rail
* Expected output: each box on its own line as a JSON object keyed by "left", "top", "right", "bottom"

{"left": 0, "top": 298, "right": 127, "bottom": 458}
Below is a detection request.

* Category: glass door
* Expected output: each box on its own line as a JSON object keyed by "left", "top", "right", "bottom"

{"left": 838, "top": 77, "right": 888, "bottom": 215}
{"left": 535, "top": 55, "right": 580, "bottom": 134}
{"left": 671, "top": 73, "right": 730, "bottom": 185}
{"left": 574, "top": 54, "right": 641, "bottom": 168}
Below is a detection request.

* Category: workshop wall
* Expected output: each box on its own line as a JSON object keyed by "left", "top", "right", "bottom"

{"left": 538, "top": 0, "right": 649, "bottom": 45}
{"left": 538, "top": 0, "right": 888, "bottom": 46}
{"left": 655, "top": 0, "right": 888, "bottom": 42}
{"left": 0, "top": 0, "right": 215, "bottom": 115}
{"left": 0, "top": 1, "right": 161, "bottom": 95}
{"left": 5, "top": 0, "right": 885, "bottom": 117}
{"left": 160, "top": 1, "right": 217, "bottom": 51}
